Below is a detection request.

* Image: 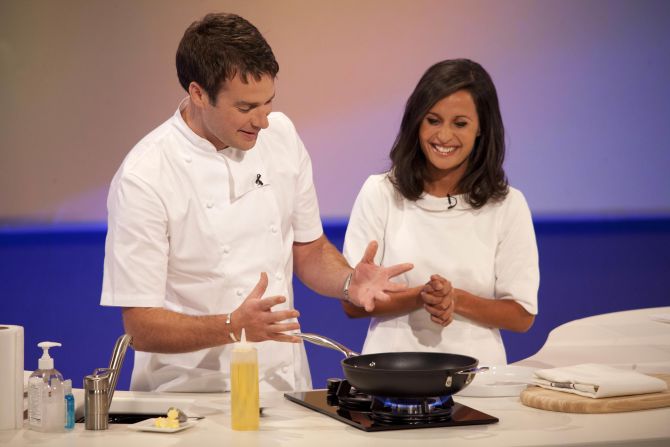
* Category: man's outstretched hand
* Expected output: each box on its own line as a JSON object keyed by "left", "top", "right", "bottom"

{"left": 347, "top": 241, "right": 413, "bottom": 312}
{"left": 231, "top": 272, "right": 301, "bottom": 342}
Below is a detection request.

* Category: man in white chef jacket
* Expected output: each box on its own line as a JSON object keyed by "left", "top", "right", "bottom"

{"left": 100, "top": 13, "right": 412, "bottom": 393}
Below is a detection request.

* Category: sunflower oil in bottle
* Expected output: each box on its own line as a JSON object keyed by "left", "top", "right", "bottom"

{"left": 231, "top": 329, "right": 259, "bottom": 430}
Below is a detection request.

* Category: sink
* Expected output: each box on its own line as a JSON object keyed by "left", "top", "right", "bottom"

{"left": 73, "top": 389, "right": 197, "bottom": 424}
{"left": 76, "top": 413, "right": 165, "bottom": 424}
{"left": 109, "top": 395, "right": 196, "bottom": 414}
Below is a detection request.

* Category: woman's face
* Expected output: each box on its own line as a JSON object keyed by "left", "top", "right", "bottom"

{"left": 418, "top": 89, "right": 480, "bottom": 185}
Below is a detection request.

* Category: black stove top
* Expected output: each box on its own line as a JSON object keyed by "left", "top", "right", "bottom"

{"left": 284, "top": 379, "right": 498, "bottom": 432}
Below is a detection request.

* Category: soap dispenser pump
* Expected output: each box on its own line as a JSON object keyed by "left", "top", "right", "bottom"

{"left": 28, "top": 342, "right": 65, "bottom": 432}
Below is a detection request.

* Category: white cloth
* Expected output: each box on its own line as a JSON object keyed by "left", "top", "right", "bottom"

{"left": 101, "top": 101, "right": 323, "bottom": 393}
{"left": 533, "top": 363, "right": 668, "bottom": 398}
{"left": 343, "top": 174, "right": 539, "bottom": 366}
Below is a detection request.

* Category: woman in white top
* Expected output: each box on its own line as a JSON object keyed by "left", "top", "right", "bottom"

{"left": 342, "top": 59, "right": 539, "bottom": 365}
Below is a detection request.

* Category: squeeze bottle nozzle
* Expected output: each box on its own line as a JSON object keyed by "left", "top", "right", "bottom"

{"left": 234, "top": 328, "right": 253, "bottom": 351}
{"left": 37, "top": 341, "right": 62, "bottom": 370}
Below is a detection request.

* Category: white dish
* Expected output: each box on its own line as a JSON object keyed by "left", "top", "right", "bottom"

{"left": 127, "top": 418, "right": 197, "bottom": 433}
{"left": 456, "top": 365, "right": 536, "bottom": 397}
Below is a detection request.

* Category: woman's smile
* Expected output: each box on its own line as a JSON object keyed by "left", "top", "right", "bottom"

{"left": 430, "top": 143, "right": 458, "bottom": 156}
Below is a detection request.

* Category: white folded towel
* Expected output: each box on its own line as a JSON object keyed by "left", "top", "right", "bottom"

{"left": 533, "top": 363, "right": 668, "bottom": 398}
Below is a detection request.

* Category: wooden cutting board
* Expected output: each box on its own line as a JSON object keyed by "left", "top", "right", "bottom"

{"left": 520, "top": 374, "right": 670, "bottom": 413}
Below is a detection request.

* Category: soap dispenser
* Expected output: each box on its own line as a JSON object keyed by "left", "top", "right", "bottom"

{"left": 230, "top": 329, "right": 259, "bottom": 430}
{"left": 28, "top": 342, "right": 65, "bottom": 432}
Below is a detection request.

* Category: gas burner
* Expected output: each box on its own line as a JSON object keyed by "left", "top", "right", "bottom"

{"left": 326, "top": 378, "right": 373, "bottom": 411}
{"left": 285, "top": 379, "right": 498, "bottom": 432}
{"left": 370, "top": 395, "right": 453, "bottom": 424}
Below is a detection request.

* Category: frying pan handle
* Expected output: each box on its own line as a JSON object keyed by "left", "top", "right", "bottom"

{"left": 446, "top": 366, "right": 490, "bottom": 387}
{"left": 293, "top": 333, "right": 360, "bottom": 358}
{"left": 457, "top": 366, "right": 490, "bottom": 375}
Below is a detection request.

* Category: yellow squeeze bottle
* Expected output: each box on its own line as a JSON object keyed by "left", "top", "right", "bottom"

{"left": 231, "top": 329, "right": 259, "bottom": 431}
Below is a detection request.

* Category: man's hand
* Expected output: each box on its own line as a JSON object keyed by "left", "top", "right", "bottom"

{"left": 421, "top": 274, "right": 456, "bottom": 327}
{"left": 231, "top": 272, "right": 301, "bottom": 342}
{"left": 347, "top": 241, "right": 414, "bottom": 312}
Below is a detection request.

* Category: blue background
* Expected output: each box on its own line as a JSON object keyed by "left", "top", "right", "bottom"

{"left": 1, "top": 217, "right": 668, "bottom": 391}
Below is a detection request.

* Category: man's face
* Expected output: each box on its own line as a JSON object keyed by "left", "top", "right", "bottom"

{"left": 197, "top": 73, "right": 275, "bottom": 151}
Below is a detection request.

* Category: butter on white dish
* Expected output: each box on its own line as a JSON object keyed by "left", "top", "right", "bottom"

{"left": 457, "top": 365, "right": 536, "bottom": 397}
{"left": 533, "top": 363, "right": 668, "bottom": 398}
{"left": 154, "top": 408, "right": 180, "bottom": 429}
{"left": 128, "top": 418, "right": 196, "bottom": 433}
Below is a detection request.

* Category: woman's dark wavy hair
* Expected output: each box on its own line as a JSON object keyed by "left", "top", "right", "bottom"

{"left": 389, "top": 59, "right": 508, "bottom": 208}
{"left": 176, "top": 13, "right": 279, "bottom": 105}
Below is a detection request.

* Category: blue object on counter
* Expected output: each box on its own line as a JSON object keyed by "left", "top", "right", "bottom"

{"left": 64, "top": 379, "right": 75, "bottom": 430}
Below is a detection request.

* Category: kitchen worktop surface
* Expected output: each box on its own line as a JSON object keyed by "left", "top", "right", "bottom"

{"left": 2, "top": 307, "right": 668, "bottom": 447}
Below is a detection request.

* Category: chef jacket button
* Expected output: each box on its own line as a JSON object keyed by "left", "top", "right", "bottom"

{"left": 270, "top": 225, "right": 278, "bottom": 234}
{"left": 222, "top": 245, "right": 230, "bottom": 254}
{"left": 236, "top": 289, "right": 243, "bottom": 297}
{"left": 184, "top": 157, "right": 192, "bottom": 163}
{"left": 206, "top": 202, "right": 214, "bottom": 209}
{"left": 275, "top": 272, "right": 283, "bottom": 281}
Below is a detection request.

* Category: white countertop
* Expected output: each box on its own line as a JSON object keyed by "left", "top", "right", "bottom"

{"left": 2, "top": 307, "right": 669, "bottom": 447}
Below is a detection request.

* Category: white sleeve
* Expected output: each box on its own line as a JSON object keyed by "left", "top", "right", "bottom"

{"left": 286, "top": 118, "right": 323, "bottom": 243}
{"left": 100, "top": 172, "right": 169, "bottom": 307}
{"left": 494, "top": 189, "right": 540, "bottom": 315}
{"left": 343, "top": 175, "right": 389, "bottom": 267}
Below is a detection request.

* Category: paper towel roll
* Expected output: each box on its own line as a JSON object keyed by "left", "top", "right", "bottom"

{"left": 0, "top": 325, "right": 24, "bottom": 430}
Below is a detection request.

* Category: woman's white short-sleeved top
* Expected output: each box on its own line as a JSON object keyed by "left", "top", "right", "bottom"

{"left": 343, "top": 174, "right": 539, "bottom": 366}
{"left": 101, "top": 101, "right": 323, "bottom": 392}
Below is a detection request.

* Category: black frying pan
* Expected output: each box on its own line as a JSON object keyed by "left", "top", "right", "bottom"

{"left": 296, "top": 333, "right": 486, "bottom": 397}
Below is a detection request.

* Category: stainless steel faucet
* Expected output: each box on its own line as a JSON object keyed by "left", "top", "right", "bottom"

{"left": 106, "top": 334, "right": 133, "bottom": 411}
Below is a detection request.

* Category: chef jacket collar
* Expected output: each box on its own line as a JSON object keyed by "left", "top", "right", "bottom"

{"left": 173, "top": 98, "right": 269, "bottom": 201}
{"left": 173, "top": 98, "right": 219, "bottom": 154}
{"left": 218, "top": 146, "right": 268, "bottom": 201}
